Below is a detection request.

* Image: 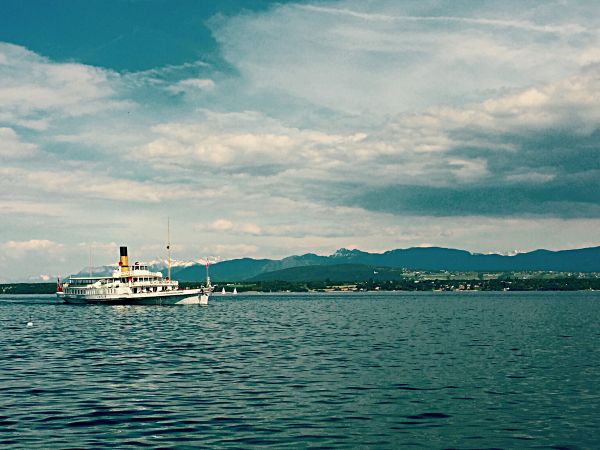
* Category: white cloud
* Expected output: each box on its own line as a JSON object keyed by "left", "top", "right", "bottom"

{"left": 299, "top": 5, "right": 586, "bottom": 35}
{"left": 199, "top": 219, "right": 263, "bottom": 236}
{"left": 2, "top": 239, "right": 63, "bottom": 258}
{"left": 209, "top": 219, "right": 234, "bottom": 232}
{"left": 212, "top": 1, "right": 600, "bottom": 115}
{"left": 138, "top": 111, "right": 364, "bottom": 173}
{"left": 0, "top": 43, "right": 130, "bottom": 128}
{"left": 167, "top": 78, "right": 215, "bottom": 94}
{"left": 0, "top": 199, "right": 65, "bottom": 216}
{"left": 0, "top": 166, "right": 218, "bottom": 203}
{"left": 239, "top": 223, "right": 262, "bottom": 235}
{"left": 127, "top": 61, "right": 600, "bottom": 208}
{"left": 0, "top": 127, "right": 37, "bottom": 158}
{"left": 211, "top": 244, "right": 259, "bottom": 258}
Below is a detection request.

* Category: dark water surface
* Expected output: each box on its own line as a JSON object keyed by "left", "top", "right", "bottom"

{"left": 1, "top": 291, "right": 599, "bottom": 449}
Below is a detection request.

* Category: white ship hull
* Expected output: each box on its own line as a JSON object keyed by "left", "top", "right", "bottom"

{"left": 58, "top": 289, "right": 210, "bottom": 306}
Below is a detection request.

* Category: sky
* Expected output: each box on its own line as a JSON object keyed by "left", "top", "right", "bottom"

{"left": 1, "top": 0, "right": 599, "bottom": 281}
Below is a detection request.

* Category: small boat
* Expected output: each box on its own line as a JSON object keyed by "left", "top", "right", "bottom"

{"left": 233, "top": 288, "right": 238, "bottom": 295}
{"left": 57, "top": 246, "right": 213, "bottom": 305}
{"left": 221, "top": 287, "right": 226, "bottom": 295}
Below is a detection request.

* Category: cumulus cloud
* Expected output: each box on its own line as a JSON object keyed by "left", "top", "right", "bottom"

{"left": 239, "top": 223, "right": 262, "bottom": 235}
{"left": 128, "top": 60, "right": 600, "bottom": 220}
{"left": 2, "top": 239, "right": 63, "bottom": 258}
{"left": 0, "top": 127, "right": 37, "bottom": 158}
{"left": 208, "top": 219, "right": 234, "bottom": 232}
{"left": 140, "top": 59, "right": 600, "bottom": 219}
{"left": 0, "top": 200, "right": 65, "bottom": 216}
{"left": 199, "top": 219, "right": 263, "bottom": 235}
{"left": 138, "top": 110, "right": 366, "bottom": 175}
{"left": 340, "top": 66, "right": 600, "bottom": 217}
{"left": 0, "top": 43, "right": 130, "bottom": 128}
{"left": 0, "top": 166, "right": 218, "bottom": 203}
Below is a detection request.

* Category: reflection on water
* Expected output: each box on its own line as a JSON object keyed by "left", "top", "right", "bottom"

{"left": 1, "top": 291, "right": 599, "bottom": 448}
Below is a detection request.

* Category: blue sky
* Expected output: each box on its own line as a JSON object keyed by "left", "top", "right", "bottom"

{"left": 1, "top": 0, "right": 599, "bottom": 281}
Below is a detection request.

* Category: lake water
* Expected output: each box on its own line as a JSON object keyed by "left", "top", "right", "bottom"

{"left": 1, "top": 291, "right": 599, "bottom": 449}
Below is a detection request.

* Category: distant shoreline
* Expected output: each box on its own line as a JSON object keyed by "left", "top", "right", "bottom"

{"left": 2, "top": 277, "right": 600, "bottom": 295}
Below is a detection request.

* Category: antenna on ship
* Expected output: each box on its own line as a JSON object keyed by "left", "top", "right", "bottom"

{"left": 167, "top": 217, "right": 171, "bottom": 281}
{"left": 89, "top": 244, "right": 93, "bottom": 278}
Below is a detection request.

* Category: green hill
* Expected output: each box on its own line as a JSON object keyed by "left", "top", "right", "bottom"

{"left": 249, "top": 264, "right": 405, "bottom": 282}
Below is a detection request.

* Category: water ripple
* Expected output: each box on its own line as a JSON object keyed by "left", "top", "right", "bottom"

{"left": 1, "top": 291, "right": 599, "bottom": 448}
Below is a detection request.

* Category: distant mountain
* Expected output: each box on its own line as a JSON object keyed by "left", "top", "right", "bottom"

{"left": 172, "top": 246, "right": 600, "bottom": 282}
{"left": 173, "top": 254, "right": 328, "bottom": 281}
{"left": 72, "top": 264, "right": 116, "bottom": 278}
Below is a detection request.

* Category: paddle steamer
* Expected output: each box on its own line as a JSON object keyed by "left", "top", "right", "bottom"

{"left": 57, "top": 246, "right": 212, "bottom": 305}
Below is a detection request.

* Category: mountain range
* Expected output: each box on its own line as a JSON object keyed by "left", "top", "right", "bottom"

{"left": 75, "top": 246, "right": 599, "bottom": 282}
{"left": 170, "top": 246, "right": 600, "bottom": 281}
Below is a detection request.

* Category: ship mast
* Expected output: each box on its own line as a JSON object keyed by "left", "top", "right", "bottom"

{"left": 205, "top": 259, "right": 211, "bottom": 287}
{"left": 167, "top": 217, "right": 171, "bottom": 280}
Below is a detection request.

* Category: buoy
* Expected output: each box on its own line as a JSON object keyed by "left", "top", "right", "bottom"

{"left": 27, "top": 317, "right": 33, "bottom": 327}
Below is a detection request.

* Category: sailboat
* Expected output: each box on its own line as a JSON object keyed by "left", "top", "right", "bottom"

{"left": 221, "top": 287, "right": 226, "bottom": 295}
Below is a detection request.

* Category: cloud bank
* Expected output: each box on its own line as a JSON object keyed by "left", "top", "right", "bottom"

{"left": 1, "top": 0, "right": 599, "bottom": 280}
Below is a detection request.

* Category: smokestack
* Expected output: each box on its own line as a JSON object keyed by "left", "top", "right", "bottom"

{"left": 119, "top": 246, "right": 129, "bottom": 273}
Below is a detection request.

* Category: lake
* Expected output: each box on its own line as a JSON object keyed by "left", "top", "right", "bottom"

{"left": 1, "top": 291, "right": 599, "bottom": 448}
